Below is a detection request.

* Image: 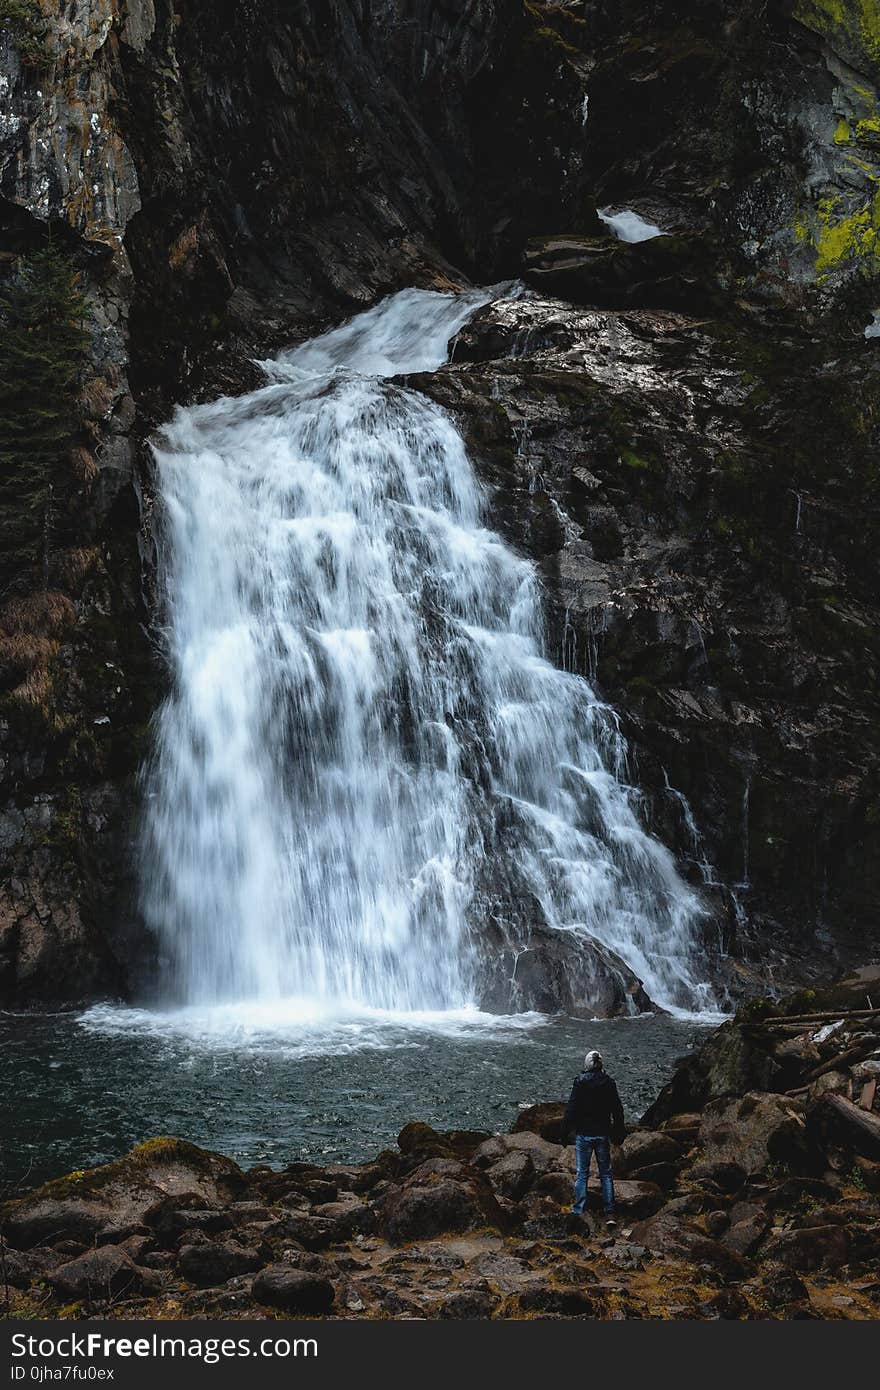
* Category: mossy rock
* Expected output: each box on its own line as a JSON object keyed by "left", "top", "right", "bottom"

{"left": 1, "top": 1138, "right": 246, "bottom": 1250}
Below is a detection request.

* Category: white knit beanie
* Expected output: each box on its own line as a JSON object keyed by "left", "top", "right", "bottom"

{"left": 584, "top": 1049, "right": 603, "bottom": 1071}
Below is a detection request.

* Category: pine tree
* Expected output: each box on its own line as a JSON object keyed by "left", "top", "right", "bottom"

{"left": 0, "top": 246, "right": 89, "bottom": 587}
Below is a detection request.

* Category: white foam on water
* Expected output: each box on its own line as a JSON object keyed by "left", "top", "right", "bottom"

{"left": 78, "top": 998, "right": 552, "bottom": 1060}
{"left": 598, "top": 208, "right": 664, "bottom": 243}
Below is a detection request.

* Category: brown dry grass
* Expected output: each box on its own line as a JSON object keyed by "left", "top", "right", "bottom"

{"left": 58, "top": 546, "right": 100, "bottom": 588}
{"left": 10, "top": 666, "right": 54, "bottom": 711}
{"left": 68, "top": 445, "right": 98, "bottom": 484}
{"left": 0, "top": 633, "right": 59, "bottom": 671}
{"left": 78, "top": 376, "right": 115, "bottom": 421}
{"left": 0, "top": 590, "right": 76, "bottom": 637}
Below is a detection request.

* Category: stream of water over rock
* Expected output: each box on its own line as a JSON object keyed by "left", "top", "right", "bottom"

{"left": 133, "top": 285, "right": 716, "bottom": 1026}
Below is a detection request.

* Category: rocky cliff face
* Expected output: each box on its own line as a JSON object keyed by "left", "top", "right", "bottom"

{"left": 0, "top": 0, "right": 878, "bottom": 1004}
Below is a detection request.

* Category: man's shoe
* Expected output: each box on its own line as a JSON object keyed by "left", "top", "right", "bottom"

{"left": 605, "top": 1217, "right": 617, "bottom": 1230}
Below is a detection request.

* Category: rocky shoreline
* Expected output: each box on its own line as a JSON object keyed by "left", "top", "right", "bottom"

{"left": 3, "top": 969, "right": 879, "bottom": 1321}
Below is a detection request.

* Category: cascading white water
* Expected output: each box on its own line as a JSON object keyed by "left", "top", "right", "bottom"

{"left": 143, "top": 286, "right": 715, "bottom": 1018}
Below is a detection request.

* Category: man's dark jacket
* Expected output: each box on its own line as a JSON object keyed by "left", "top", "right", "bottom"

{"left": 564, "top": 1068, "right": 625, "bottom": 1141}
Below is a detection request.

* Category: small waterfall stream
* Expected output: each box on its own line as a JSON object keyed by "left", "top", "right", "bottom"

{"left": 142, "top": 286, "right": 716, "bottom": 1019}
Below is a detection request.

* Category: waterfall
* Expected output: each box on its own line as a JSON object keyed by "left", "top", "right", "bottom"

{"left": 142, "top": 286, "right": 715, "bottom": 1018}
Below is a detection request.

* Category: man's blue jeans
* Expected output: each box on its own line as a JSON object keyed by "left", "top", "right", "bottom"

{"left": 572, "top": 1134, "right": 614, "bottom": 1215}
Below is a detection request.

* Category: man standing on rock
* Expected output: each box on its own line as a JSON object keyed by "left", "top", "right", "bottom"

{"left": 565, "top": 1049, "right": 626, "bottom": 1229}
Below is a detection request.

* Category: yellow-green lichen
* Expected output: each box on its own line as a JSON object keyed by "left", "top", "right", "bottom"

{"left": 796, "top": 187, "right": 880, "bottom": 278}
{"left": 815, "top": 189, "right": 880, "bottom": 272}
{"left": 855, "top": 113, "right": 880, "bottom": 144}
{"left": 793, "top": 0, "right": 880, "bottom": 70}
{"left": 834, "top": 117, "right": 852, "bottom": 143}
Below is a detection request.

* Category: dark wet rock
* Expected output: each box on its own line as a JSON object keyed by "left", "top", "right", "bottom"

{"left": 381, "top": 1173, "right": 505, "bottom": 1246}
{"left": 515, "top": 1282, "right": 606, "bottom": 1317}
{"left": 630, "top": 1208, "right": 751, "bottom": 1283}
{"left": 486, "top": 1151, "right": 536, "bottom": 1202}
{"left": 0, "top": 1246, "right": 38, "bottom": 1289}
{"left": 632, "top": 1161, "right": 681, "bottom": 1192}
{"left": 511, "top": 1103, "right": 567, "bottom": 1145}
{"left": 436, "top": 1288, "right": 499, "bottom": 1319}
{"left": 621, "top": 1129, "right": 684, "bottom": 1171}
{"left": 759, "top": 1224, "right": 850, "bottom": 1273}
{"left": 48, "top": 1246, "right": 145, "bottom": 1302}
{"left": 612, "top": 1181, "right": 666, "bottom": 1218}
{"left": 523, "top": 231, "right": 722, "bottom": 314}
{"left": 144, "top": 1195, "right": 234, "bottom": 1247}
{"left": 689, "top": 1161, "right": 749, "bottom": 1195}
{"left": 473, "top": 1132, "right": 572, "bottom": 1176}
{"left": 140, "top": 1250, "right": 175, "bottom": 1271}
{"left": 644, "top": 1026, "right": 782, "bottom": 1125}
{"left": 700, "top": 1288, "right": 752, "bottom": 1320}
{"left": 604, "top": 1241, "right": 647, "bottom": 1271}
{"left": 531, "top": 1171, "right": 574, "bottom": 1206}
{"left": 764, "top": 1177, "right": 839, "bottom": 1212}
{"left": 722, "top": 1212, "right": 770, "bottom": 1257}
{"left": 177, "top": 1241, "right": 263, "bottom": 1287}
{"left": 756, "top": 1269, "right": 809, "bottom": 1310}
{"left": 310, "top": 1199, "right": 374, "bottom": 1240}
{"left": 266, "top": 1214, "right": 339, "bottom": 1251}
{"left": 1, "top": 1140, "right": 245, "bottom": 1250}
{"left": 1, "top": 1200, "right": 107, "bottom": 1251}
{"left": 698, "top": 1093, "right": 820, "bottom": 1177}
{"left": 703, "top": 1210, "right": 731, "bottom": 1238}
{"left": 397, "top": 1123, "right": 451, "bottom": 1159}
{"left": 251, "top": 1264, "right": 335, "bottom": 1315}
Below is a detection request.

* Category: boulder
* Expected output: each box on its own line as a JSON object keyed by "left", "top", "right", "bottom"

{"left": 722, "top": 1212, "right": 770, "bottom": 1256}
{"left": 643, "top": 1024, "right": 781, "bottom": 1126}
{"left": 266, "top": 1214, "right": 338, "bottom": 1251}
{"left": 0, "top": 1246, "right": 38, "bottom": 1289}
{"left": 310, "top": 1199, "right": 373, "bottom": 1239}
{"left": 381, "top": 1175, "right": 504, "bottom": 1246}
{"left": 852, "top": 1157, "right": 880, "bottom": 1194}
{"left": 473, "top": 1131, "right": 572, "bottom": 1174}
{"left": 252, "top": 1265, "right": 335, "bottom": 1314}
{"left": 631, "top": 1161, "right": 680, "bottom": 1191}
{"left": 612, "top": 1181, "right": 665, "bottom": 1218}
{"left": 515, "top": 1281, "right": 606, "bottom": 1317}
{"left": 631, "top": 1208, "right": 751, "bottom": 1281}
{"left": 620, "top": 1129, "right": 683, "bottom": 1171}
{"left": 437, "top": 1289, "right": 498, "bottom": 1319}
{"left": 397, "top": 1123, "right": 452, "bottom": 1160}
{"left": 322, "top": 1163, "right": 386, "bottom": 1194}
{"left": 759, "top": 1224, "right": 850, "bottom": 1272}
{"left": 604, "top": 1241, "right": 647, "bottom": 1271}
{"left": 177, "top": 1241, "right": 263, "bottom": 1288}
{"left": 698, "top": 1093, "right": 819, "bottom": 1176}
{"left": 486, "top": 1150, "right": 536, "bottom": 1201}
{"left": 757, "top": 1270, "right": 809, "bottom": 1310}
{"left": 511, "top": 1103, "right": 567, "bottom": 1144}
{"left": 703, "top": 1210, "right": 730, "bottom": 1238}
{"left": 48, "top": 1246, "right": 144, "bottom": 1302}
{"left": 0, "top": 1199, "right": 106, "bottom": 1251}
{"left": 144, "top": 1194, "right": 233, "bottom": 1247}
{"left": 660, "top": 1113, "right": 702, "bottom": 1144}
{"left": 689, "top": 1160, "right": 748, "bottom": 1194}
{"left": 531, "top": 1171, "right": 574, "bottom": 1205}
{"left": 1, "top": 1140, "right": 245, "bottom": 1251}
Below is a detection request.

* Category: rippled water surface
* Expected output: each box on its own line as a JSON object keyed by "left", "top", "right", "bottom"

{"left": 0, "top": 1006, "right": 710, "bottom": 1191}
